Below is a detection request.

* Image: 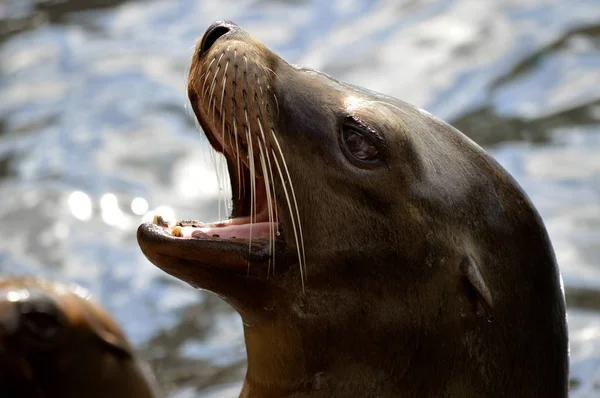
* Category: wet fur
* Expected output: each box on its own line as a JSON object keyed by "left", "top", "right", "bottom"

{"left": 139, "top": 21, "right": 568, "bottom": 398}
{"left": 0, "top": 277, "right": 160, "bottom": 398}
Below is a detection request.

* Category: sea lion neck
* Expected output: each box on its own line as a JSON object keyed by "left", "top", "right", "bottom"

{"left": 239, "top": 272, "right": 467, "bottom": 398}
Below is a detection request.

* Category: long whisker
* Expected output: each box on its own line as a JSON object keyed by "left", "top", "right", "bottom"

{"left": 207, "top": 60, "right": 223, "bottom": 220}
{"left": 220, "top": 60, "right": 229, "bottom": 118}
{"left": 266, "top": 147, "right": 278, "bottom": 247}
{"left": 272, "top": 93, "right": 280, "bottom": 118}
{"left": 244, "top": 108, "right": 256, "bottom": 275}
{"left": 257, "top": 138, "right": 274, "bottom": 275}
{"left": 207, "top": 53, "right": 224, "bottom": 114}
{"left": 271, "top": 131, "right": 306, "bottom": 282}
{"left": 256, "top": 118, "right": 278, "bottom": 272}
{"left": 263, "top": 66, "right": 278, "bottom": 79}
{"left": 256, "top": 117, "right": 277, "bottom": 274}
{"left": 201, "top": 57, "right": 216, "bottom": 99}
{"left": 233, "top": 104, "right": 243, "bottom": 200}
{"left": 202, "top": 60, "right": 220, "bottom": 178}
{"left": 232, "top": 57, "right": 242, "bottom": 200}
{"left": 218, "top": 60, "right": 231, "bottom": 220}
{"left": 271, "top": 147, "right": 304, "bottom": 289}
{"left": 242, "top": 65, "right": 258, "bottom": 274}
{"left": 259, "top": 121, "right": 278, "bottom": 271}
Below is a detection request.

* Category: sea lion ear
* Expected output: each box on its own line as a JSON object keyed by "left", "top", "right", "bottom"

{"left": 460, "top": 256, "right": 494, "bottom": 322}
{"left": 92, "top": 323, "right": 134, "bottom": 358}
{"left": 80, "top": 301, "right": 135, "bottom": 359}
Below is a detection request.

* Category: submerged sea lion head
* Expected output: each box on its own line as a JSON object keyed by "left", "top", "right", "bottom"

{"left": 0, "top": 277, "right": 159, "bottom": 398}
{"left": 138, "top": 21, "right": 568, "bottom": 397}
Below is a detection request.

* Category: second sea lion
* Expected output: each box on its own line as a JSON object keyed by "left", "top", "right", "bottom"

{"left": 0, "top": 277, "right": 161, "bottom": 398}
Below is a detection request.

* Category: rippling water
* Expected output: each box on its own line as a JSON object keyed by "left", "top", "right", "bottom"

{"left": 1, "top": 0, "right": 599, "bottom": 396}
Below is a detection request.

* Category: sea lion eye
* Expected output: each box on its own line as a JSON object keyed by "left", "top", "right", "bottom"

{"left": 17, "top": 295, "right": 66, "bottom": 345}
{"left": 341, "top": 128, "right": 380, "bottom": 165}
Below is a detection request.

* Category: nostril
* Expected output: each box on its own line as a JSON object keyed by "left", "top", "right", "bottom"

{"left": 200, "top": 22, "right": 231, "bottom": 54}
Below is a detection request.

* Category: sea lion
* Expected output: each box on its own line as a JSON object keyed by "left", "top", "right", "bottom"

{"left": 137, "top": 20, "right": 569, "bottom": 397}
{"left": 0, "top": 277, "right": 161, "bottom": 398}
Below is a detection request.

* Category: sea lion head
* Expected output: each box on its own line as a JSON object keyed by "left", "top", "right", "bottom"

{"left": 0, "top": 277, "right": 159, "bottom": 398}
{"left": 137, "top": 21, "right": 568, "bottom": 397}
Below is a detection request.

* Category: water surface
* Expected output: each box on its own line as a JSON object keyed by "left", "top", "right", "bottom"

{"left": 1, "top": 0, "right": 599, "bottom": 396}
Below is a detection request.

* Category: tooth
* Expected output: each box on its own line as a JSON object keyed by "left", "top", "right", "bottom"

{"left": 153, "top": 215, "right": 168, "bottom": 227}
{"left": 178, "top": 219, "right": 206, "bottom": 228}
{"left": 171, "top": 226, "right": 183, "bottom": 237}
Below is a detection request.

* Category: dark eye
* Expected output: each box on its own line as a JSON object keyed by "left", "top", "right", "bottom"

{"left": 17, "top": 294, "right": 66, "bottom": 346}
{"left": 341, "top": 128, "right": 380, "bottom": 164}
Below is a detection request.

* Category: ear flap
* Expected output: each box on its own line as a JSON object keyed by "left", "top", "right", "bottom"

{"left": 460, "top": 256, "right": 494, "bottom": 322}
{"left": 78, "top": 298, "right": 134, "bottom": 359}
{"left": 91, "top": 321, "right": 134, "bottom": 359}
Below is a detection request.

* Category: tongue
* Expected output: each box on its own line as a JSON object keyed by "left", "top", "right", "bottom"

{"left": 179, "top": 222, "right": 276, "bottom": 239}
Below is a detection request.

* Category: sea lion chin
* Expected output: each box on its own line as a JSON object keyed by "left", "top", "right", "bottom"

{"left": 0, "top": 277, "right": 160, "bottom": 398}
{"left": 137, "top": 20, "right": 569, "bottom": 397}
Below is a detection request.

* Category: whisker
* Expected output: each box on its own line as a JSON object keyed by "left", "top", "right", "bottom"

{"left": 263, "top": 66, "right": 278, "bottom": 78}
{"left": 272, "top": 93, "right": 280, "bottom": 118}
{"left": 218, "top": 60, "right": 230, "bottom": 220}
{"left": 224, "top": 124, "right": 234, "bottom": 214}
{"left": 256, "top": 117, "right": 277, "bottom": 274}
{"left": 220, "top": 60, "right": 229, "bottom": 118}
{"left": 245, "top": 108, "right": 256, "bottom": 275}
{"left": 201, "top": 57, "right": 216, "bottom": 99}
{"left": 257, "top": 139, "right": 274, "bottom": 275}
{"left": 232, "top": 63, "right": 242, "bottom": 200}
{"left": 215, "top": 110, "right": 227, "bottom": 221}
{"left": 266, "top": 147, "right": 279, "bottom": 235}
{"left": 271, "top": 147, "right": 305, "bottom": 290}
{"left": 271, "top": 131, "right": 306, "bottom": 282}
{"left": 208, "top": 142, "right": 219, "bottom": 199}
{"left": 207, "top": 53, "right": 224, "bottom": 112}
{"left": 242, "top": 63, "right": 255, "bottom": 228}
{"left": 233, "top": 105, "right": 243, "bottom": 200}
{"left": 254, "top": 85, "right": 279, "bottom": 269}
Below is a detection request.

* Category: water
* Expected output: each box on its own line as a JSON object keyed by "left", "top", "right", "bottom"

{"left": 1, "top": 0, "right": 599, "bottom": 396}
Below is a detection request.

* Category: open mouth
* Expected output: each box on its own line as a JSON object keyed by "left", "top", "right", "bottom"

{"left": 137, "top": 21, "right": 310, "bottom": 285}
{"left": 149, "top": 164, "right": 277, "bottom": 242}
{"left": 146, "top": 31, "right": 281, "bottom": 245}
{"left": 145, "top": 81, "right": 280, "bottom": 242}
{"left": 137, "top": 59, "right": 281, "bottom": 278}
{"left": 136, "top": 99, "right": 281, "bottom": 276}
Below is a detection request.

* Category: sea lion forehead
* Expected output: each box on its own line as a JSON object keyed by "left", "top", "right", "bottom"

{"left": 0, "top": 278, "right": 123, "bottom": 338}
{"left": 343, "top": 94, "right": 413, "bottom": 132}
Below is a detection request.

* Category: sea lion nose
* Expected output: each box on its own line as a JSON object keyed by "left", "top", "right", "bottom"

{"left": 200, "top": 20, "right": 238, "bottom": 54}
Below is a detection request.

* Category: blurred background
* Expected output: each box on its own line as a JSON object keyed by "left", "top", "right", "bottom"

{"left": 1, "top": 0, "right": 599, "bottom": 396}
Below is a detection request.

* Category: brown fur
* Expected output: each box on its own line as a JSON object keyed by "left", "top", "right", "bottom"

{"left": 0, "top": 277, "right": 160, "bottom": 398}
{"left": 138, "top": 21, "right": 568, "bottom": 397}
